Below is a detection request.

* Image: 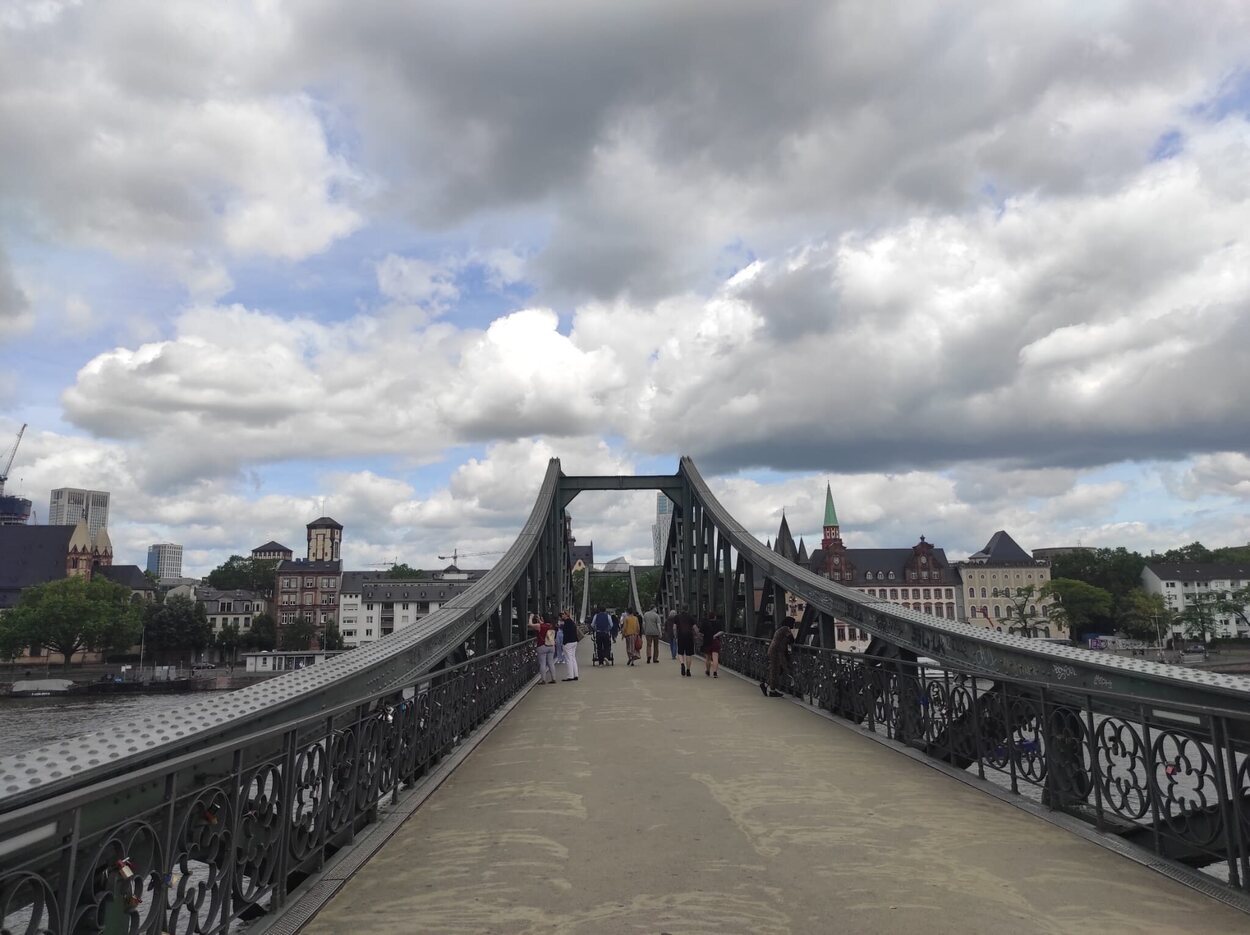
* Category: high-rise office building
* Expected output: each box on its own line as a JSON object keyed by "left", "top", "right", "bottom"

{"left": 146, "top": 543, "right": 184, "bottom": 579}
{"left": 49, "top": 488, "right": 110, "bottom": 540}
{"left": 651, "top": 493, "right": 673, "bottom": 565}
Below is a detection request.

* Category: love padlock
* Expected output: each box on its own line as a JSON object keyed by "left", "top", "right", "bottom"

{"left": 116, "top": 858, "right": 137, "bottom": 880}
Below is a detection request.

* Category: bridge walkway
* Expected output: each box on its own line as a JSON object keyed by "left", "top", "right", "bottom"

{"left": 303, "top": 654, "right": 1247, "bottom": 935}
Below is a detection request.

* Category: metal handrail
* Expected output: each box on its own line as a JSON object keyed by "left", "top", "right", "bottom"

{"left": 0, "top": 459, "right": 563, "bottom": 813}
{"left": 679, "top": 455, "right": 1250, "bottom": 716}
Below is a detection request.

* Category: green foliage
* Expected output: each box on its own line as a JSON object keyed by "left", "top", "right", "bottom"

{"left": 143, "top": 595, "right": 213, "bottom": 662}
{"left": 387, "top": 563, "right": 422, "bottom": 579}
{"left": 1115, "top": 589, "right": 1171, "bottom": 642}
{"left": 206, "top": 555, "right": 279, "bottom": 596}
{"left": 1003, "top": 584, "right": 1043, "bottom": 637}
{"left": 322, "top": 621, "right": 345, "bottom": 650}
{"left": 634, "top": 567, "right": 663, "bottom": 608}
{"left": 216, "top": 622, "right": 241, "bottom": 663}
{"left": 1041, "top": 578, "right": 1114, "bottom": 641}
{"left": 1178, "top": 590, "right": 1221, "bottom": 642}
{"left": 244, "top": 613, "right": 277, "bottom": 652}
{"left": 588, "top": 573, "right": 632, "bottom": 612}
{"left": 280, "top": 614, "right": 319, "bottom": 651}
{"left": 0, "top": 575, "right": 142, "bottom": 666}
{"left": 1159, "top": 541, "right": 1213, "bottom": 563}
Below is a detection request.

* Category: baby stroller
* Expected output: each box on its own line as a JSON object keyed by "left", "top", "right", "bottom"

{"left": 593, "top": 630, "right": 614, "bottom": 666}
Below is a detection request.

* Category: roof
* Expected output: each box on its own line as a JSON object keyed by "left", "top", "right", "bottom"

{"left": 967, "top": 530, "right": 1034, "bottom": 564}
{"left": 252, "top": 540, "right": 292, "bottom": 554}
{"left": 306, "top": 517, "right": 343, "bottom": 530}
{"left": 360, "top": 579, "right": 476, "bottom": 602}
{"left": 774, "top": 514, "right": 798, "bottom": 562}
{"left": 97, "top": 565, "right": 154, "bottom": 591}
{"left": 797, "top": 538, "right": 808, "bottom": 564}
{"left": 340, "top": 570, "right": 383, "bottom": 593}
{"left": 806, "top": 546, "right": 950, "bottom": 581}
{"left": 276, "top": 558, "right": 342, "bottom": 574}
{"left": 824, "top": 484, "right": 839, "bottom": 527}
{"left": 0, "top": 526, "right": 75, "bottom": 608}
{"left": 1145, "top": 562, "right": 1250, "bottom": 583}
{"left": 570, "top": 544, "right": 594, "bottom": 566}
{"left": 198, "top": 587, "right": 263, "bottom": 603}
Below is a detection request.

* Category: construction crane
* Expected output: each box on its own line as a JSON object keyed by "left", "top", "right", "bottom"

{"left": 0, "top": 424, "right": 26, "bottom": 497}
{"left": 438, "top": 548, "right": 506, "bottom": 565}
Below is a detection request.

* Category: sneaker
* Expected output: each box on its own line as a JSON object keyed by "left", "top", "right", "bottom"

{"left": 769, "top": 690, "right": 783, "bottom": 697}
{"left": 713, "top": 672, "right": 718, "bottom": 678}
{"left": 680, "top": 664, "right": 687, "bottom": 676}
{"left": 759, "top": 682, "right": 768, "bottom": 697}
{"left": 704, "top": 670, "right": 710, "bottom": 677}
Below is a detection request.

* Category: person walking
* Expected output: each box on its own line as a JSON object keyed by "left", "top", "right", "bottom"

{"left": 641, "top": 606, "right": 663, "bottom": 663}
{"left": 761, "top": 616, "right": 797, "bottom": 697}
{"left": 702, "top": 612, "right": 723, "bottom": 678}
{"left": 666, "top": 609, "right": 679, "bottom": 659}
{"left": 560, "top": 610, "right": 581, "bottom": 681}
{"left": 620, "top": 608, "right": 642, "bottom": 665}
{"left": 673, "top": 607, "right": 697, "bottom": 677}
{"left": 528, "top": 613, "right": 558, "bottom": 684}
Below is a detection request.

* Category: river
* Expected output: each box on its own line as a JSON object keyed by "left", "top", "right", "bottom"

{"left": 0, "top": 694, "right": 195, "bottom": 756}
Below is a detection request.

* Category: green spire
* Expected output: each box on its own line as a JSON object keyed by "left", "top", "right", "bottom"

{"left": 823, "top": 484, "right": 839, "bottom": 528}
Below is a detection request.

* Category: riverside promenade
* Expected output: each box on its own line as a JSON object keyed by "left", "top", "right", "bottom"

{"left": 303, "top": 655, "right": 1248, "bottom": 935}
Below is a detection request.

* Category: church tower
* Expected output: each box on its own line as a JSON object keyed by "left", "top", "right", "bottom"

{"left": 821, "top": 484, "right": 840, "bottom": 551}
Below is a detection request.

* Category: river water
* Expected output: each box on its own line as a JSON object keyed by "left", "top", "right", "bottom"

{"left": 0, "top": 694, "right": 192, "bottom": 756}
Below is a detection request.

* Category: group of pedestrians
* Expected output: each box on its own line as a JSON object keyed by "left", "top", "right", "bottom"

{"left": 666, "top": 608, "right": 723, "bottom": 678}
{"left": 527, "top": 610, "right": 582, "bottom": 684}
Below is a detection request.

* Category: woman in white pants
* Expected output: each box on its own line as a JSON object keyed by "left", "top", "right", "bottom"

{"left": 559, "top": 610, "right": 580, "bottom": 681}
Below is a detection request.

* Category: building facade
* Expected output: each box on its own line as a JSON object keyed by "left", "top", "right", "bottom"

{"left": 956, "top": 531, "right": 1062, "bottom": 638}
{"left": 774, "top": 486, "right": 957, "bottom": 652}
{"left": 337, "top": 566, "right": 486, "bottom": 648}
{"left": 1141, "top": 562, "right": 1250, "bottom": 641}
{"left": 48, "top": 488, "right": 110, "bottom": 540}
{"left": 146, "top": 543, "right": 183, "bottom": 579}
{"left": 200, "top": 588, "right": 264, "bottom": 635}
{"left": 274, "top": 516, "right": 346, "bottom": 644}
{"left": 652, "top": 493, "right": 673, "bottom": 565}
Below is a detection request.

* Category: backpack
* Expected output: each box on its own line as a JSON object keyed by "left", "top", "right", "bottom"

{"left": 543, "top": 626, "right": 557, "bottom": 647}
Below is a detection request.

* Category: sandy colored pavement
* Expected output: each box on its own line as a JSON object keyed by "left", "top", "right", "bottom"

{"left": 304, "top": 654, "right": 1248, "bottom": 935}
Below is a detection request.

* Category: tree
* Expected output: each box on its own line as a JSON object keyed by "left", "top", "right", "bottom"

{"left": 1160, "top": 541, "right": 1214, "bottom": 564}
{"left": 1040, "top": 578, "right": 1113, "bottom": 642}
{"left": 0, "top": 576, "right": 142, "bottom": 667}
{"left": 206, "top": 555, "right": 279, "bottom": 597}
{"left": 280, "top": 615, "right": 319, "bottom": 651}
{"left": 1216, "top": 584, "right": 1250, "bottom": 633}
{"left": 1115, "top": 589, "right": 1171, "bottom": 643}
{"left": 244, "top": 613, "right": 277, "bottom": 652}
{"left": 387, "top": 563, "right": 422, "bottom": 579}
{"left": 322, "top": 621, "right": 345, "bottom": 650}
{"left": 634, "top": 567, "right": 663, "bottom": 608}
{"left": 216, "top": 622, "right": 241, "bottom": 665}
{"left": 1004, "top": 585, "right": 1044, "bottom": 637}
{"left": 1179, "top": 590, "right": 1221, "bottom": 644}
{"left": 143, "top": 595, "right": 212, "bottom": 663}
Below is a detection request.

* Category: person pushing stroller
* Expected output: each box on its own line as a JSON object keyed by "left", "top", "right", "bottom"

{"left": 590, "top": 605, "right": 615, "bottom": 666}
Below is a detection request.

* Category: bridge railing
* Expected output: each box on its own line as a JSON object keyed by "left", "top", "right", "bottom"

{"left": 721, "top": 633, "right": 1250, "bottom": 895}
{"left": 0, "top": 641, "right": 535, "bottom": 935}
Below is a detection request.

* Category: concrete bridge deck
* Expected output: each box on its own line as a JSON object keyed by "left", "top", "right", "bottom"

{"left": 302, "top": 655, "right": 1248, "bottom": 935}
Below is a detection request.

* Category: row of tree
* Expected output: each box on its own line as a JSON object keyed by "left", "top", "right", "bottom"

{"left": 0, "top": 578, "right": 342, "bottom": 669}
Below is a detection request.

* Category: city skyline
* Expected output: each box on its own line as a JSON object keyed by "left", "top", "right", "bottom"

{"left": 2, "top": 4, "right": 1249, "bottom": 576}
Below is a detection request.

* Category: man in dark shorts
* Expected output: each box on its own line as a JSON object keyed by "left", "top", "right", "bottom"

{"left": 761, "top": 616, "right": 797, "bottom": 697}
{"left": 673, "top": 607, "right": 697, "bottom": 677}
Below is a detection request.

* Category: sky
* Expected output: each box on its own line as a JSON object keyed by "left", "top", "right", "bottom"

{"left": 2, "top": 1, "right": 1250, "bottom": 577}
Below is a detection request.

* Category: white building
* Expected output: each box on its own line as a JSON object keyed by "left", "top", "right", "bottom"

{"left": 241, "top": 649, "right": 349, "bottom": 673}
{"left": 338, "top": 567, "right": 485, "bottom": 648}
{"left": 955, "top": 531, "right": 1063, "bottom": 639}
{"left": 48, "top": 487, "right": 110, "bottom": 539}
{"left": 146, "top": 542, "right": 183, "bottom": 579}
{"left": 1141, "top": 562, "right": 1250, "bottom": 641}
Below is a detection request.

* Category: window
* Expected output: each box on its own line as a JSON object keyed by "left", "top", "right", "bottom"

{"left": 888, "top": 572, "right": 895, "bottom": 580}
{"left": 302, "top": 594, "right": 313, "bottom": 605}
{"left": 922, "top": 588, "right": 931, "bottom": 599}
{"left": 365, "top": 629, "right": 373, "bottom": 636}
{"left": 343, "top": 629, "right": 356, "bottom": 638}
{"left": 991, "top": 588, "right": 999, "bottom": 598}
{"left": 322, "top": 577, "right": 337, "bottom": 589}
{"left": 968, "top": 587, "right": 975, "bottom": 597}
{"left": 934, "top": 605, "right": 944, "bottom": 618}
{"left": 909, "top": 572, "right": 917, "bottom": 581}
{"left": 304, "top": 577, "right": 315, "bottom": 588}
{"left": 402, "top": 602, "right": 409, "bottom": 610}
{"left": 282, "top": 577, "right": 296, "bottom": 588}
{"left": 946, "top": 603, "right": 955, "bottom": 617}
{"left": 921, "top": 570, "right": 929, "bottom": 580}
{"left": 366, "top": 615, "right": 374, "bottom": 623}
{"left": 889, "top": 589, "right": 898, "bottom": 599}
{"left": 366, "top": 603, "right": 374, "bottom": 610}
{"left": 1029, "top": 605, "right": 1036, "bottom": 616}
{"left": 1005, "top": 606, "right": 1013, "bottom": 618}
{"left": 993, "top": 606, "right": 1002, "bottom": 618}
{"left": 980, "top": 588, "right": 987, "bottom": 598}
